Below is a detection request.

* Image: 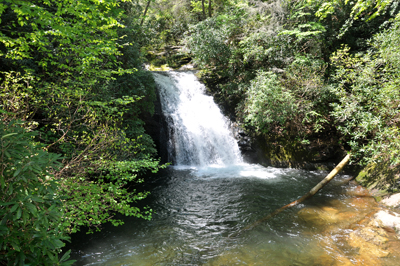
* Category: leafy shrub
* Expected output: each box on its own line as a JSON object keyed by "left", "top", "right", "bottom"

{"left": 0, "top": 0, "right": 164, "bottom": 242}
{"left": 242, "top": 71, "right": 298, "bottom": 134}
{"left": 239, "top": 31, "right": 294, "bottom": 70}
{"left": 186, "top": 15, "right": 240, "bottom": 68}
{"left": 329, "top": 17, "right": 400, "bottom": 165}
{"left": 59, "top": 141, "right": 165, "bottom": 234}
{"left": 0, "top": 121, "right": 74, "bottom": 265}
{"left": 0, "top": 72, "right": 39, "bottom": 126}
{"left": 282, "top": 56, "right": 333, "bottom": 134}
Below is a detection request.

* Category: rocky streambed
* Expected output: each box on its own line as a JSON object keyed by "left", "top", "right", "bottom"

{"left": 297, "top": 183, "right": 400, "bottom": 266}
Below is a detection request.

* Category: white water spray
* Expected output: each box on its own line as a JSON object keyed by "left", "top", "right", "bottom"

{"left": 153, "top": 71, "right": 243, "bottom": 167}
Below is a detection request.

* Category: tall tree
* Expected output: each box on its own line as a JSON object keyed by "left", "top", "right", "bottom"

{"left": 202, "top": 0, "right": 206, "bottom": 19}
{"left": 141, "top": 0, "right": 152, "bottom": 25}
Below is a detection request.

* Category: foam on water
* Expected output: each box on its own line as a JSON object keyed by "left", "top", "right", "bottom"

{"left": 185, "top": 164, "right": 284, "bottom": 179}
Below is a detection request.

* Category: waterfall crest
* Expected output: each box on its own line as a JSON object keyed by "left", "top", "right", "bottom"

{"left": 153, "top": 71, "right": 243, "bottom": 167}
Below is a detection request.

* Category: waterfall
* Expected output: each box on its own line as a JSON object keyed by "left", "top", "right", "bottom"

{"left": 153, "top": 71, "right": 243, "bottom": 167}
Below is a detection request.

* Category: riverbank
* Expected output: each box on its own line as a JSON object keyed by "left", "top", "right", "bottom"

{"left": 300, "top": 182, "right": 400, "bottom": 265}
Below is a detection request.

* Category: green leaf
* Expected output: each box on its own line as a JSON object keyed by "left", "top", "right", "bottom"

{"left": 53, "top": 239, "right": 65, "bottom": 249}
{"left": 60, "top": 249, "right": 71, "bottom": 262}
{"left": 16, "top": 207, "right": 22, "bottom": 220}
{"left": 13, "top": 166, "right": 22, "bottom": 178}
{"left": 10, "top": 203, "right": 19, "bottom": 213}
{"left": 11, "top": 240, "right": 21, "bottom": 252}
{"left": 0, "top": 225, "right": 8, "bottom": 234}
{"left": 1, "top": 133, "right": 17, "bottom": 139}
{"left": 25, "top": 203, "right": 37, "bottom": 216}
{"left": 0, "top": 201, "right": 16, "bottom": 206}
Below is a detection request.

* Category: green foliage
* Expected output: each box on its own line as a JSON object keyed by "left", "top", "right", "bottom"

{"left": 0, "top": 0, "right": 129, "bottom": 74}
{"left": 186, "top": 16, "right": 235, "bottom": 69}
{"left": 141, "top": 0, "right": 192, "bottom": 50}
{"left": 282, "top": 56, "right": 333, "bottom": 133}
{"left": 59, "top": 135, "right": 166, "bottom": 234}
{"left": 0, "top": 121, "right": 74, "bottom": 265}
{"left": 315, "top": 0, "right": 396, "bottom": 21}
{"left": 329, "top": 17, "right": 400, "bottom": 165}
{"left": 0, "top": 71, "right": 38, "bottom": 125}
{"left": 0, "top": 2, "right": 167, "bottom": 265}
{"left": 0, "top": 0, "right": 164, "bottom": 254}
{"left": 139, "top": 0, "right": 249, "bottom": 52}
{"left": 351, "top": 0, "right": 394, "bottom": 20}
{"left": 242, "top": 71, "right": 298, "bottom": 134}
{"left": 314, "top": 0, "right": 399, "bottom": 42}
{"left": 60, "top": 171, "right": 152, "bottom": 234}
{"left": 279, "top": 21, "right": 326, "bottom": 40}
{"left": 191, "top": 0, "right": 208, "bottom": 15}
{"left": 240, "top": 56, "right": 330, "bottom": 138}
{"left": 239, "top": 30, "right": 293, "bottom": 69}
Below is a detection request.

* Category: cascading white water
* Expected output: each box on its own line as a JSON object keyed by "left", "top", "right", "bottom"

{"left": 153, "top": 71, "right": 243, "bottom": 167}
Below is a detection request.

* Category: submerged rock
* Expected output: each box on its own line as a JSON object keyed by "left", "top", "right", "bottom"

{"left": 298, "top": 206, "right": 342, "bottom": 226}
{"left": 347, "top": 228, "right": 389, "bottom": 264}
{"left": 314, "top": 253, "right": 353, "bottom": 266}
{"left": 297, "top": 204, "right": 360, "bottom": 229}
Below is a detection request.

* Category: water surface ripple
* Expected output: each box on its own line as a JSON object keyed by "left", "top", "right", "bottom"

{"left": 68, "top": 165, "right": 385, "bottom": 265}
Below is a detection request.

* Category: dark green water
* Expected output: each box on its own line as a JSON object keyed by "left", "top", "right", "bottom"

{"left": 67, "top": 164, "right": 363, "bottom": 265}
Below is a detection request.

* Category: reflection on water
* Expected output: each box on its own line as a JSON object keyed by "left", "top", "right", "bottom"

{"left": 67, "top": 166, "right": 399, "bottom": 266}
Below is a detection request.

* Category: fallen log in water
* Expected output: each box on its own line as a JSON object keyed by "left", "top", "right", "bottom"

{"left": 233, "top": 153, "right": 351, "bottom": 235}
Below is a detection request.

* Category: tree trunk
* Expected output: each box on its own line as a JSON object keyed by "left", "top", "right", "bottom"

{"left": 202, "top": 0, "right": 206, "bottom": 20}
{"left": 208, "top": 0, "right": 212, "bottom": 17}
{"left": 140, "top": 0, "right": 151, "bottom": 26}
{"left": 235, "top": 153, "right": 351, "bottom": 235}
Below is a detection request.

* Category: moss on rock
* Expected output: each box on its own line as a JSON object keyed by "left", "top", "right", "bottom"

{"left": 253, "top": 134, "right": 345, "bottom": 170}
{"left": 145, "top": 47, "right": 191, "bottom": 70}
{"left": 356, "top": 162, "right": 400, "bottom": 196}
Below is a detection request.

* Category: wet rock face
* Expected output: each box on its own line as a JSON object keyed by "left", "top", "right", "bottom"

{"left": 142, "top": 90, "right": 170, "bottom": 164}
{"left": 229, "top": 123, "right": 259, "bottom": 163}
{"left": 146, "top": 47, "right": 192, "bottom": 70}
{"left": 245, "top": 134, "right": 346, "bottom": 170}
{"left": 356, "top": 162, "right": 400, "bottom": 195}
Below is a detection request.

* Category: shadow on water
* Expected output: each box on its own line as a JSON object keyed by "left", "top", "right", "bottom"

{"left": 66, "top": 165, "right": 397, "bottom": 266}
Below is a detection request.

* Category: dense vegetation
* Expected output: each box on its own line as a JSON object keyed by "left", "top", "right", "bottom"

{"left": 1, "top": 0, "right": 400, "bottom": 264}
{"left": 184, "top": 0, "right": 400, "bottom": 164}
{"left": 143, "top": 0, "right": 400, "bottom": 166}
{"left": 0, "top": 0, "right": 165, "bottom": 265}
